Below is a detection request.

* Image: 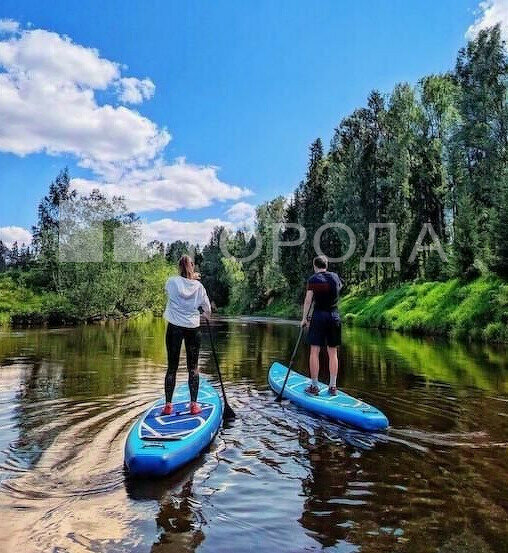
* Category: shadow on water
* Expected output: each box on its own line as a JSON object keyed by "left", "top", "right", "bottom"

{"left": 0, "top": 316, "right": 507, "bottom": 552}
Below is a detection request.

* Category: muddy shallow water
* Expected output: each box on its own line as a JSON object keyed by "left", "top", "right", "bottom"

{"left": 0, "top": 316, "right": 507, "bottom": 552}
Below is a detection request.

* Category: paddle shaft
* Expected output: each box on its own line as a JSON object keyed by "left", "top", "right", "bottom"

{"left": 275, "top": 326, "right": 304, "bottom": 402}
{"left": 275, "top": 298, "right": 314, "bottom": 402}
{"left": 204, "top": 317, "right": 236, "bottom": 420}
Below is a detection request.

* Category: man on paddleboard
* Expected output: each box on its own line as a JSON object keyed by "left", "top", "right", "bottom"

{"left": 300, "top": 255, "right": 343, "bottom": 396}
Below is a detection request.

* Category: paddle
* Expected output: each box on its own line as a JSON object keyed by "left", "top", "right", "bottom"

{"left": 204, "top": 316, "right": 236, "bottom": 420}
{"left": 275, "top": 325, "right": 305, "bottom": 402}
{"left": 275, "top": 297, "right": 314, "bottom": 402}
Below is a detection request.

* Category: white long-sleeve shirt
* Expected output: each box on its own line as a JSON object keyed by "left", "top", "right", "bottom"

{"left": 163, "top": 276, "right": 211, "bottom": 328}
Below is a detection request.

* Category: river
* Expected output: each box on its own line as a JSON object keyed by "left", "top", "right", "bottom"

{"left": 0, "top": 316, "right": 507, "bottom": 553}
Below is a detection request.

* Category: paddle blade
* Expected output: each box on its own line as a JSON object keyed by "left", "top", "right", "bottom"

{"left": 275, "top": 392, "right": 283, "bottom": 402}
{"left": 223, "top": 402, "right": 236, "bottom": 420}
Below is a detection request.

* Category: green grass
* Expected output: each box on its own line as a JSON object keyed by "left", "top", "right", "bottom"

{"left": 4, "top": 269, "right": 508, "bottom": 343}
{"left": 341, "top": 276, "right": 508, "bottom": 343}
{"left": 230, "top": 276, "right": 508, "bottom": 343}
{"left": 250, "top": 296, "right": 301, "bottom": 318}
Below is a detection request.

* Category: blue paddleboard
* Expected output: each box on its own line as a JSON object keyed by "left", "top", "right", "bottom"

{"left": 124, "top": 376, "right": 223, "bottom": 477}
{"left": 268, "top": 362, "right": 389, "bottom": 431}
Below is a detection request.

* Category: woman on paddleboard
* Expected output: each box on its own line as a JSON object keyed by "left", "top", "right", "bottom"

{"left": 162, "top": 255, "right": 212, "bottom": 416}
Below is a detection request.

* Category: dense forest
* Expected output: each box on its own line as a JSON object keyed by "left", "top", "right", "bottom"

{"left": 194, "top": 25, "right": 508, "bottom": 338}
{"left": 1, "top": 26, "right": 508, "bottom": 341}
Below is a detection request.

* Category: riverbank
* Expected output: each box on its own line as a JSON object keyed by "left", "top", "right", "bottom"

{"left": 3, "top": 272, "right": 508, "bottom": 343}
{"left": 0, "top": 273, "right": 158, "bottom": 327}
{"left": 243, "top": 276, "right": 508, "bottom": 344}
{"left": 0, "top": 256, "right": 175, "bottom": 326}
{"left": 342, "top": 276, "right": 508, "bottom": 343}
{"left": 0, "top": 275, "right": 77, "bottom": 327}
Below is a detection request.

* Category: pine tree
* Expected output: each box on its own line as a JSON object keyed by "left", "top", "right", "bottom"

{"left": 201, "top": 227, "right": 230, "bottom": 307}
{"left": 300, "top": 139, "right": 327, "bottom": 273}
{"left": 452, "top": 192, "right": 479, "bottom": 279}
{"left": 165, "top": 240, "right": 191, "bottom": 264}
{"left": 31, "top": 168, "right": 76, "bottom": 291}
{"left": 0, "top": 241, "right": 7, "bottom": 271}
{"left": 280, "top": 190, "right": 303, "bottom": 298}
{"left": 455, "top": 25, "right": 508, "bottom": 264}
{"left": 492, "top": 183, "right": 508, "bottom": 277}
{"left": 8, "top": 242, "right": 19, "bottom": 267}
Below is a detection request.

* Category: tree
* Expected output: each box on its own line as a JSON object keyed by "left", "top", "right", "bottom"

{"left": 31, "top": 168, "right": 76, "bottom": 291}
{"left": 0, "top": 241, "right": 7, "bottom": 271}
{"left": 253, "top": 197, "right": 288, "bottom": 306}
{"left": 454, "top": 25, "right": 508, "bottom": 268}
{"left": 17, "top": 243, "right": 32, "bottom": 269}
{"left": 165, "top": 240, "right": 192, "bottom": 264}
{"left": 8, "top": 242, "right": 19, "bottom": 267}
{"left": 201, "top": 227, "right": 230, "bottom": 307}
{"left": 492, "top": 183, "right": 508, "bottom": 277}
{"left": 452, "top": 193, "right": 479, "bottom": 279}
{"left": 300, "top": 139, "right": 327, "bottom": 274}
{"left": 280, "top": 190, "right": 303, "bottom": 298}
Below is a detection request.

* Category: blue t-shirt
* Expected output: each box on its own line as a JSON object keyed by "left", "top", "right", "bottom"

{"left": 307, "top": 271, "right": 343, "bottom": 311}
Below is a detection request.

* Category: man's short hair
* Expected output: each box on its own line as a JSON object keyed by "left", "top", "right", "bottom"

{"left": 313, "top": 255, "right": 328, "bottom": 269}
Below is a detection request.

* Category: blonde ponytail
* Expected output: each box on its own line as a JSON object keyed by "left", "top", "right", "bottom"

{"left": 178, "top": 255, "right": 195, "bottom": 279}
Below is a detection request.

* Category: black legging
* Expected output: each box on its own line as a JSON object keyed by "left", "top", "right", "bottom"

{"left": 165, "top": 322, "right": 201, "bottom": 403}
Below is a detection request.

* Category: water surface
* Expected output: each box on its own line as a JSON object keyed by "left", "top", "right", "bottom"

{"left": 0, "top": 316, "right": 507, "bottom": 552}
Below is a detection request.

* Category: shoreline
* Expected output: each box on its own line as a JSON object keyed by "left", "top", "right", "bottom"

{"left": 224, "top": 276, "right": 508, "bottom": 345}
{"left": 3, "top": 275, "right": 508, "bottom": 345}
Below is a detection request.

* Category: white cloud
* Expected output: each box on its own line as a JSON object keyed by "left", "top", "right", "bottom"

{"left": 0, "top": 28, "right": 119, "bottom": 87}
{"left": 467, "top": 0, "right": 508, "bottom": 39}
{"left": 118, "top": 77, "right": 155, "bottom": 104}
{"left": 0, "top": 20, "right": 253, "bottom": 250}
{"left": 143, "top": 218, "right": 232, "bottom": 246}
{"left": 0, "top": 226, "right": 32, "bottom": 246}
{"left": 71, "top": 157, "right": 252, "bottom": 213}
{"left": 0, "top": 24, "right": 169, "bottom": 176}
{"left": 225, "top": 201, "right": 256, "bottom": 226}
{"left": 0, "top": 19, "right": 19, "bottom": 34}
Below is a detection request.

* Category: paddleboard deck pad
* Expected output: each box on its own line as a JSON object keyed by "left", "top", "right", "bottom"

{"left": 268, "top": 362, "right": 388, "bottom": 431}
{"left": 140, "top": 402, "right": 215, "bottom": 441}
{"left": 125, "top": 377, "right": 223, "bottom": 476}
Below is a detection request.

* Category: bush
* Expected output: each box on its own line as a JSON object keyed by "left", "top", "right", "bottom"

{"left": 483, "top": 322, "right": 506, "bottom": 343}
{"left": 344, "top": 312, "right": 357, "bottom": 325}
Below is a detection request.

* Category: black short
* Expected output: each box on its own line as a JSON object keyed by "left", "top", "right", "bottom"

{"left": 307, "top": 309, "right": 342, "bottom": 347}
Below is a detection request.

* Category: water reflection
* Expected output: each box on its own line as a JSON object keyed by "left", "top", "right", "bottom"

{"left": 0, "top": 317, "right": 507, "bottom": 552}
{"left": 126, "top": 468, "right": 206, "bottom": 552}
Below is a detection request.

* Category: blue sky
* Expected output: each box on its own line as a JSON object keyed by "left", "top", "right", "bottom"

{"left": 0, "top": 0, "right": 499, "bottom": 245}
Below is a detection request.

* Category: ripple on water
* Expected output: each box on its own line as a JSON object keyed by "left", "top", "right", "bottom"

{"left": 0, "top": 320, "right": 507, "bottom": 553}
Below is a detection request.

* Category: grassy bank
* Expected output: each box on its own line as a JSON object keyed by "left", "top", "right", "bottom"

{"left": 0, "top": 272, "right": 162, "bottom": 327}
{"left": 4, "top": 271, "right": 508, "bottom": 343}
{"left": 242, "top": 296, "right": 301, "bottom": 319}
{"left": 341, "top": 276, "right": 508, "bottom": 343}
{"left": 240, "top": 276, "right": 508, "bottom": 343}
